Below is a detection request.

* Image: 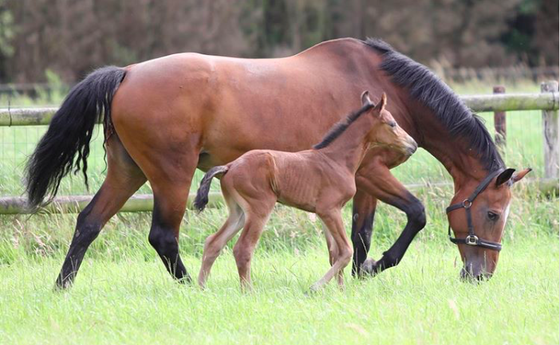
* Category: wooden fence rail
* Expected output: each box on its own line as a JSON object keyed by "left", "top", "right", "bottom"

{"left": 0, "top": 193, "right": 223, "bottom": 215}
{"left": 1, "top": 179, "right": 557, "bottom": 214}
{"left": 1, "top": 93, "right": 558, "bottom": 127}
{"left": 0, "top": 87, "right": 558, "bottom": 214}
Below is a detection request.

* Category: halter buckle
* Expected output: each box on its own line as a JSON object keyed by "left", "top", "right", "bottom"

{"left": 465, "top": 235, "right": 479, "bottom": 245}
{"left": 462, "top": 199, "right": 472, "bottom": 209}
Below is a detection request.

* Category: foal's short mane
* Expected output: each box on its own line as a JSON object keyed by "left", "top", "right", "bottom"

{"left": 313, "top": 103, "right": 374, "bottom": 149}
{"left": 363, "top": 38, "right": 504, "bottom": 172}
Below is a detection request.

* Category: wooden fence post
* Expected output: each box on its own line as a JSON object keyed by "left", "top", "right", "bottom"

{"left": 493, "top": 85, "right": 506, "bottom": 148}
{"left": 541, "top": 80, "right": 559, "bottom": 179}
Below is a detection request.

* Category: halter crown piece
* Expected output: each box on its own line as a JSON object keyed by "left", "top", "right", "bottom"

{"left": 446, "top": 169, "right": 504, "bottom": 251}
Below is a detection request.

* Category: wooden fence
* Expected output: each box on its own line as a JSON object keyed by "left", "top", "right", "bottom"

{"left": 0, "top": 82, "right": 558, "bottom": 214}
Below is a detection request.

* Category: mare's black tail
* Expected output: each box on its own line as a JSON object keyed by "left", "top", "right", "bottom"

{"left": 24, "top": 66, "right": 126, "bottom": 209}
{"left": 193, "top": 166, "right": 229, "bottom": 212}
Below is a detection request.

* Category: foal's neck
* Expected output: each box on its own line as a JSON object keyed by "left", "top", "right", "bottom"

{"left": 316, "top": 115, "right": 373, "bottom": 173}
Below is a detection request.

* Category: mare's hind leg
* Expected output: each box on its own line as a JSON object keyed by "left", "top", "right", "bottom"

{"left": 145, "top": 150, "right": 200, "bottom": 282}
{"left": 198, "top": 190, "right": 245, "bottom": 288}
{"left": 56, "top": 136, "right": 146, "bottom": 289}
{"left": 148, "top": 182, "right": 194, "bottom": 282}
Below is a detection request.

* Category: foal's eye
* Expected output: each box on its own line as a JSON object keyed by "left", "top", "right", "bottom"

{"left": 487, "top": 211, "right": 499, "bottom": 221}
{"left": 388, "top": 121, "right": 397, "bottom": 128}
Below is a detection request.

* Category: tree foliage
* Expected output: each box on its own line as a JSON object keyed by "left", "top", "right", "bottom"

{"left": 0, "top": 0, "right": 557, "bottom": 83}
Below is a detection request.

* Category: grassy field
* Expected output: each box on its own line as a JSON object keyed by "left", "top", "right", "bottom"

{"left": 0, "top": 238, "right": 557, "bottom": 345}
{"left": 0, "top": 196, "right": 558, "bottom": 344}
{"left": 0, "top": 82, "right": 558, "bottom": 344}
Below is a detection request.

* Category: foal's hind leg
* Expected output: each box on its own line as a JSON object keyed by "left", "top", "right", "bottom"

{"left": 232, "top": 197, "right": 275, "bottom": 292}
{"left": 198, "top": 191, "right": 245, "bottom": 288}
{"left": 56, "top": 136, "right": 146, "bottom": 289}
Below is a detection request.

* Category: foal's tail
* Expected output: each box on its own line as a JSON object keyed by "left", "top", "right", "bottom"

{"left": 24, "top": 66, "right": 126, "bottom": 209}
{"left": 194, "top": 165, "right": 229, "bottom": 212}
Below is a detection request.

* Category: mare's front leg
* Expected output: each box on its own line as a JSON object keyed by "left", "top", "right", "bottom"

{"left": 350, "top": 190, "right": 378, "bottom": 277}
{"left": 354, "top": 163, "right": 426, "bottom": 276}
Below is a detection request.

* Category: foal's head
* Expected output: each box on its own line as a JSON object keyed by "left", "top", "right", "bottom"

{"left": 362, "top": 91, "right": 417, "bottom": 157}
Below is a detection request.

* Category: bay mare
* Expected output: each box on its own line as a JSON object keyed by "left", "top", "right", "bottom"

{"left": 194, "top": 92, "right": 417, "bottom": 291}
{"left": 25, "top": 38, "right": 529, "bottom": 289}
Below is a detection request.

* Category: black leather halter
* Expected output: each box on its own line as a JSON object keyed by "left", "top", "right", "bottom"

{"left": 446, "top": 169, "right": 503, "bottom": 252}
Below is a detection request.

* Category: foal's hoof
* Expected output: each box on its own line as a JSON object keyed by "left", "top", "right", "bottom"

{"left": 359, "top": 258, "right": 378, "bottom": 277}
{"left": 305, "top": 284, "right": 322, "bottom": 296}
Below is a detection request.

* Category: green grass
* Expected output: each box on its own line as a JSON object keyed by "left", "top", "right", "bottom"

{"left": 0, "top": 182, "right": 558, "bottom": 344}
{"left": 0, "top": 82, "right": 558, "bottom": 344}
{"left": 0, "top": 225, "right": 557, "bottom": 344}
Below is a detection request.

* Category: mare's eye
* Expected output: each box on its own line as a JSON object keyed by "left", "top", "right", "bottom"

{"left": 388, "top": 121, "right": 397, "bottom": 128}
{"left": 487, "top": 211, "right": 499, "bottom": 221}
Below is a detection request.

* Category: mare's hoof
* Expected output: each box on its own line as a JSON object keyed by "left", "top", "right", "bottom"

{"left": 53, "top": 278, "right": 73, "bottom": 292}
{"left": 359, "top": 258, "right": 379, "bottom": 277}
{"left": 178, "top": 274, "right": 193, "bottom": 285}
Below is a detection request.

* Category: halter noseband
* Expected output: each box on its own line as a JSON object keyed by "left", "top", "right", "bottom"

{"left": 446, "top": 169, "right": 503, "bottom": 252}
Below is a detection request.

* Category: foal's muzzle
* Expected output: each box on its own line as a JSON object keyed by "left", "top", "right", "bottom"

{"left": 405, "top": 138, "right": 418, "bottom": 156}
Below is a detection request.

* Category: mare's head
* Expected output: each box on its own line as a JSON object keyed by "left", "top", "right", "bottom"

{"left": 447, "top": 167, "right": 532, "bottom": 280}
{"left": 362, "top": 91, "right": 417, "bottom": 157}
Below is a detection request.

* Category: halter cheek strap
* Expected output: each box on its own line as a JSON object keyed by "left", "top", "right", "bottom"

{"left": 446, "top": 169, "right": 504, "bottom": 252}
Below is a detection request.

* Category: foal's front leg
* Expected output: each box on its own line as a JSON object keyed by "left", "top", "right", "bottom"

{"left": 324, "top": 229, "right": 344, "bottom": 288}
{"left": 312, "top": 209, "right": 353, "bottom": 292}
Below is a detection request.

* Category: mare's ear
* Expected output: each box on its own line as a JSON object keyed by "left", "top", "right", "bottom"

{"left": 374, "top": 92, "right": 387, "bottom": 111}
{"left": 361, "top": 90, "right": 374, "bottom": 107}
{"left": 495, "top": 168, "right": 516, "bottom": 187}
{"left": 512, "top": 168, "right": 532, "bottom": 183}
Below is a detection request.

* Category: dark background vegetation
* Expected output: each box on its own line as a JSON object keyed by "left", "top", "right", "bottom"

{"left": 0, "top": 0, "right": 557, "bottom": 83}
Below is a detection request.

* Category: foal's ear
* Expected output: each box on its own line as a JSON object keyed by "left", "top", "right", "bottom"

{"left": 361, "top": 90, "right": 374, "bottom": 107}
{"left": 374, "top": 92, "right": 387, "bottom": 111}
{"left": 512, "top": 167, "right": 532, "bottom": 183}
{"left": 495, "top": 168, "right": 516, "bottom": 187}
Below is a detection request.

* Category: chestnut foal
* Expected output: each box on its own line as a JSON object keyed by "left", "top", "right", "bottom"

{"left": 194, "top": 92, "right": 417, "bottom": 291}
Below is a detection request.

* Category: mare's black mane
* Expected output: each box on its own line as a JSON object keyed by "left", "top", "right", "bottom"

{"left": 363, "top": 38, "right": 504, "bottom": 171}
